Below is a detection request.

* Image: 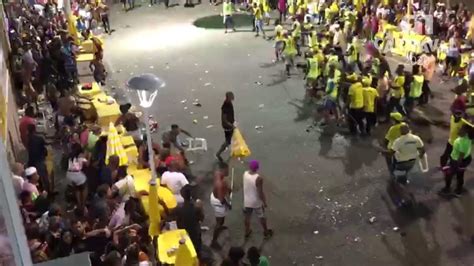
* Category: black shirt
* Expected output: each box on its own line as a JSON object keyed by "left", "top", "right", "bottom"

{"left": 221, "top": 101, "right": 234, "bottom": 129}
{"left": 27, "top": 134, "right": 47, "bottom": 165}
{"left": 175, "top": 202, "right": 202, "bottom": 241}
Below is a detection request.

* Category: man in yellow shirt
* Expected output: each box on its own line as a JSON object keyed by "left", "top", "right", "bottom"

{"left": 362, "top": 78, "right": 379, "bottom": 135}
{"left": 281, "top": 32, "right": 297, "bottom": 77}
{"left": 440, "top": 110, "right": 473, "bottom": 167}
{"left": 386, "top": 64, "right": 406, "bottom": 121}
{"left": 321, "top": 65, "right": 339, "bottom": 126}
{"left": 273, "top": 20, "right": 284, "bottom": 61}
{"left": 384, "top": 112, "right": 406, "bottom": 171}
{"left": 223, "top": 0, "right": 236, "bottom": 34}
{"left": 405, "top": 65, "right": 424, "bottom": 116}
{"left": 346, "top": 79, "right": 365, "bottom": 135}
{"left": 253, "top": 2, "right": 266, "bottom": 38}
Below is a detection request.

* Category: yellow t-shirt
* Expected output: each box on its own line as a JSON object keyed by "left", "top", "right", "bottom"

{"left": 348, "top": 82, "right": 364, "bottom": 109}
{"left": 449, "top": 116, "right": 473, "bottom": 144}
{"left": 390, "top": 75, "right": 405, "bottom": 98}
{"left": 254, "top": 6, "right": 263, "bottom": 19}
{"left": 385, "top": 122, "right": 406, "bottom": 149}
{"left": 363, "top": 86, "right": 379, "bottom": 113}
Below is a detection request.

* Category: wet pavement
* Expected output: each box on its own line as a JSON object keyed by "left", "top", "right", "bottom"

{"left": 102, "top": 3, "right": 474, "bottom": 265}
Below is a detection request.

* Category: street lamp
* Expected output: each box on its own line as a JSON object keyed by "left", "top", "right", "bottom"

{"left": 127, "top": 74, "right": 165, "bottom": 185}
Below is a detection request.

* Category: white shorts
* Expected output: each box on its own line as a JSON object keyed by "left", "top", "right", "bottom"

{"left": 210, "top": 193, "right": 227, "bottom": 218}
{"left": 67, "top": 171, "right": 87, "bottom": 186}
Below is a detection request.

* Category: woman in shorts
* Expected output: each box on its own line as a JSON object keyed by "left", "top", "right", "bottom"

{"left": 66, "top": 143, "right": 88, "bottom": 211}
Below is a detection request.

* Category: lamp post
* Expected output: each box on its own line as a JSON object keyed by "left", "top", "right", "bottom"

{"left": 127, "top": 74, "right": 165, "bottom": 184}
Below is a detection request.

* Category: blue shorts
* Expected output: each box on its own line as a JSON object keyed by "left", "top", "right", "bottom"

{"left": 323, "top": 98, "right": 337, "bottom": 110}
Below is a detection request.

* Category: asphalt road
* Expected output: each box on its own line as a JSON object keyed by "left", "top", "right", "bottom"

{"left": 102, "top": 2, "right": 474, "bottom": 265}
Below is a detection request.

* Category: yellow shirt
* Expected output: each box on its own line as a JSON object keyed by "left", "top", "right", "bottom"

{"left": 348, "top": 82, "right": 364, "bottom": 109}
{"left": 363, "top": 86, "right": 379, "bottom": 113}
{"left": 390, "top": 75, "right": 405, "bottom": 98}
{"left": 254, "top": 6, "right": 263, "bottom": 19}
{"left": 449, "top": 116, "right": 473, "bottom": 144}
{"left": 385, "top": 122, "right": 406, "bottom": 149}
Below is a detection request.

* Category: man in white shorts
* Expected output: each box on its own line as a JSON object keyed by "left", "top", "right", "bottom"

{"left": 210, "top": 162, "right": 231, "bottom": 249}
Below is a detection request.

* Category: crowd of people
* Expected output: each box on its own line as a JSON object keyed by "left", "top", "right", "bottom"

{"left": 5, "top": 0, "right": 474, "bottom": 265}
{"left": 222, "top": 0, "right": 474, "bottom": 200}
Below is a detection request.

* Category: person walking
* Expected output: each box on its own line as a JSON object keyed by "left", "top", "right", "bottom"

{"left": 362, "top": 77, "right": 379, "bottom": 135}
{"left": 243, "top": 160, "right": 273, "bottom": 239}
{"left": 386, "top": 64, "right": 406, "bottom": 120}
{"left": 277, "top": 0, "right": 286, "bottom": 23}
{"left": 346, "top": 78, "right": 365, "bottom": 135}
{"left": 210, "top": 162, "right": 231, "bottom": 248}
{"left": 439, "top": 125, "right": 473, "bottom": 196}
{"left": 440, "top": 110, "right": 472, "bottom": 168}
{"left": 216, "top": 92, "right": 235, "bottom": 161}
{"left": 223, "top": 0, "right": 236, "bottom": 34}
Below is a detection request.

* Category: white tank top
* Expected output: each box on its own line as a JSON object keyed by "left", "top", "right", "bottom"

{"left": 243, "top": 171, "right": 262, "bottom": 208}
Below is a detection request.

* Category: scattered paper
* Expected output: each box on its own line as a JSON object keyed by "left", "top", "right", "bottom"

{"left": 392, "top": 227, "right": 399, "bottom": 232}
{"left": 205, "top": 70, "right": 209, "bottom": 74}
{"left": 203, "top": 116, "right": 209, "bottom": 120}
{"left": 206, "top": 125, "right": 214, "bottom": 128}
{"left": 315, "top": 256, "right": 323, "bottom": 260}
{"left": 313, "top": 230, "right": 319, "bottom": 235}
{"left": 149, "top": 65, "right": 154, "bottom": 69}
{"left": 184, "top": 107, "right": 188, "bottom": 110}
{"left": 204, "top": 82, "right": 212, "bottom": 87}
{"left": 193, "top": 119, "right": 198, "bottom": 124}
{"left": 369, "top": 217, "right": 377, "bottom": 224}
{"left": 258, "top": 104, "right": 264, "bottom": 109}
{"left": 189, "top": 111, "right": 194, "bottom": 115}
{"left": 181, "top": 99, "right": 187, "bottom": 104}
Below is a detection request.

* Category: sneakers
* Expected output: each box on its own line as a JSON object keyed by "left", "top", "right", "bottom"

{"left": 438, "top": 187, "right": 451, "bottom": 196}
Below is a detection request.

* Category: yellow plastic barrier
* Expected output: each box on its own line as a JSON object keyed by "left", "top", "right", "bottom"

{"left": 92, "top": 96, "right": 121, "bottom": 128}
{"left": 76, "top": 53, "right": 94, "bottom": 62}
{"left": 158, "top": 229, "right": 198, "bottom": 265}
{"left": 130, "top": 168, "right": 178, "bottom": 211}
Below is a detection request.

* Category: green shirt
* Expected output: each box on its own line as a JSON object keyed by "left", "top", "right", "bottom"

{"left": 450, "top": 136, "right": 472, "bottom": 160}
{"left": 258, "top": 256, "right": 270, "bottom": 266}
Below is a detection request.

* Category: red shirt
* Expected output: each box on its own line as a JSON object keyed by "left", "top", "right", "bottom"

{"left": 19, "top": 116, "right": 36, "bottom": 147}
{"left": 451, "top": 95, "right": 467, "bottom": 113}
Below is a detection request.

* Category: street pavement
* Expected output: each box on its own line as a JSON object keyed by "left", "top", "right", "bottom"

{"left": 102, "top": 2, "right": 474, "bottom": 265}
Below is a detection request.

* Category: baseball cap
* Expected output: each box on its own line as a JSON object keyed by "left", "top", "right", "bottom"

{"left": 25, "top": 167, "right": 37, "bottom": 176}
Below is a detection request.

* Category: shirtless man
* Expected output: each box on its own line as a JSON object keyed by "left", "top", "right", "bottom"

{"left": 210, "top": 162, "right": 231, "bottom": 249}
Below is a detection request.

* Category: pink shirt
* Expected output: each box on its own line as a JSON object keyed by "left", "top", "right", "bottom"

{"left": 19, "top": 116, "right": 36, "bottom": 147}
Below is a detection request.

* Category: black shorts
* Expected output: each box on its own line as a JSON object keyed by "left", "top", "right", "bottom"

{"left": 224, "top": 128, "right": 234, "bottom": 145}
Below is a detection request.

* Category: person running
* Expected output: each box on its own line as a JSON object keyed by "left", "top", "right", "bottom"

{"left": 362, "top": 76, "right": 379, "bottom": 135}
{"left": 439, "top": 125, "right": 473, "bottom": 196}
{"left": 243, "top": 160, "right": 273, "bottom": 239}
{"left": 223, "top": 0, "right": 236, "bottom": 34}
{"left": 440, "top": 110, "right": 473, "bottom": 168}
{"left": 210, "top": 162, "right": 231, "bottom": 248}
{"left": 216, "top": 92, "right": 235, "bottom": 161}
{"left": 281, "top": 31, "right": 297, "bottom": 77}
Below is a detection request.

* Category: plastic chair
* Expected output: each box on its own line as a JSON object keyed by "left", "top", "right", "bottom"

{"left": 186, "top": 138, "right": 207, "bottom": 152}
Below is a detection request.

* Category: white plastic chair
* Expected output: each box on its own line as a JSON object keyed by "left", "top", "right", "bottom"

{"left": 186, "top": 138, "right": 207, "bottom": 152}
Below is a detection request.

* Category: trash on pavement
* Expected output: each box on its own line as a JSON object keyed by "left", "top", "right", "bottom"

{"left": 258, "top": 104, "right": 264, "bottom": 109}
{"left": 206, "top": 125, "right": 214, "bottom": 128}
{"left": 315, "top": 256, "right": 323, "bottom": 260}
{"left": 149, "top": 65, "right": 154, "bottom": 69}
{"left": 354, "top": 237, "right": 361, "bottom": 242}
{"left": 204, "top": 82, "right": 212, "bottom": 87}
{"left": 193, "top": 119, "right": 198, "bottom": 124}
{"left": 181, "top": 99, "right": 187, "bottom": 104}
{"left": 392, "top": 227, "right": 399, "bottom": 232}
{"left": 255, "top": 81, "right": 263, "bottom": 85}
{"left": 203, "top": 116, "right": 209, "bottom": 120}
{"left": 368, "top": 217, "right": 377, "bottom": 224}
{"left": 313, "top": 230, "right": 319, "bottom": 235}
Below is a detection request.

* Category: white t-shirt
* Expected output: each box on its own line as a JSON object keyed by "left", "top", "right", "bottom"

{"left": 391, "top": 133, "right": 424, "bottom": 162}
{"left": 12, "top": 175, "right": 25, "bottom": 196}
{"left": 160, "top": 171, "right": 189, "bottom": 204}
{"left": 114, "top": 175, "right": 136, "bottom": 202}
